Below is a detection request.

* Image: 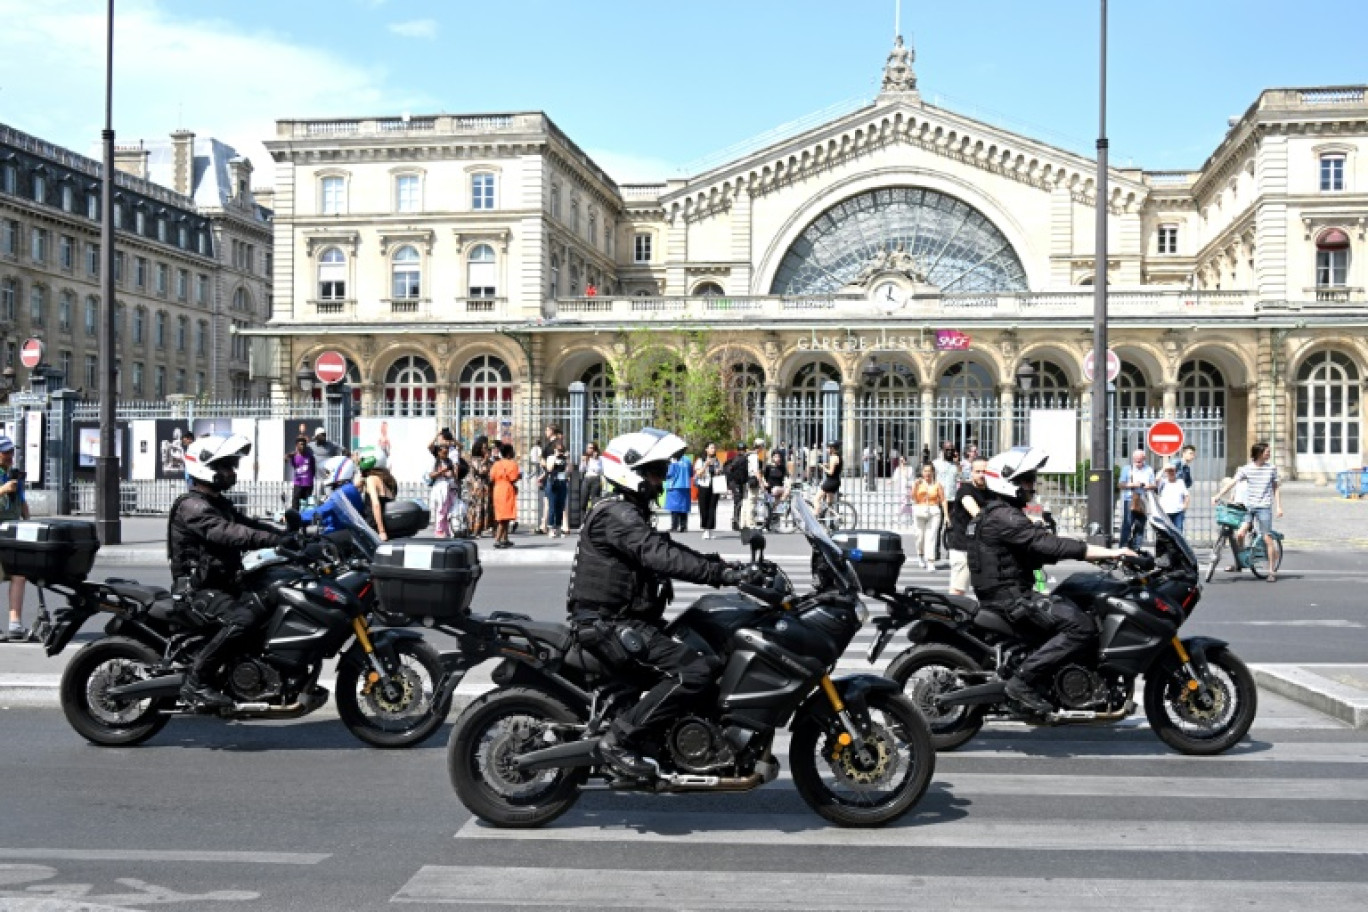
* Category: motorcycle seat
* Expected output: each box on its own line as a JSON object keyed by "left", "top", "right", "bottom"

{"left": 514, "top": 621, "right": 573, "bottom": 653}
{"left": 102, "top": 580, "right": 173, "bottom": 608}
{"left": 941, "top": 593, "right": 980, "bottom": 615}
{"left": 973, "top": 609, "right": 1016, "bottom": 637}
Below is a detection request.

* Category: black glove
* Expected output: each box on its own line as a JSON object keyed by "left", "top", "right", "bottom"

{"left": 720, "top": 563, "right": 762, "bottom": 586}
{"left": 276, "top": 533, "right": 304, "bottom": 554}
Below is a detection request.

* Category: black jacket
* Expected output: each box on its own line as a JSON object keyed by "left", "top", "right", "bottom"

{"left": 947, "top": 481, "right": 988, "bottom": 551}
{"left": 967, "top": 499, "right": 1087, "bottom": 610}
{"left": 168, "top": 490, "right": 284, "bottom": 593}
{"left": 567, "top": 494, "right": 726, "bottom": 621}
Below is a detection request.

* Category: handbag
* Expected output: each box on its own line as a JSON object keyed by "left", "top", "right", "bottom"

{"left": 711, "top": 476, "right": 729, "bottom": 494}
{"left": 1130, "top": 492, "right": 1147, "bottom": 515}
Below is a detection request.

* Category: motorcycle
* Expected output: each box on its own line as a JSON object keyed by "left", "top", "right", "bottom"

{"left": 866, "top": 491, "right": 1257, "bottom": 756}
{"left": 33, "top": 498, "right": 452, "bottom": 748}
{"left": 440, "top": 494, "right": 935, "bottom": 829}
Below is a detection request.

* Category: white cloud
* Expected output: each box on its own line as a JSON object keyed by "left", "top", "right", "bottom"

{"left": 387, "top": 19, "right": 438, "bottom": 39}
{"left": 0, "top": 0, "right": 437, "bottom": 191}
{"left": 584, "top": 148, "right": 682, "bottom": 184}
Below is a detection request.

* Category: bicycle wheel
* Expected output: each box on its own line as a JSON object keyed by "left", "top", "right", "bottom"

{"left": 1245, "top": 534, "right": 1268, "bottom": 579}
{"left": 828, "top": 500, "right": 858, "bottom": 532}
{"left": 1204, "top": 532, "right": 1225, "bottom": 583}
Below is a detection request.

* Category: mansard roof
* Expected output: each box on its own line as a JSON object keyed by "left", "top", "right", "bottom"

{"left": 660, "top": 94, "right": 1150, "bottom": 220}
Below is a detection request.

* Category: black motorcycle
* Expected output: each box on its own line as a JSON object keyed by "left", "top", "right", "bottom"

{"left": 866, "top": 492, "right": 1257, "bottom": 755}
{"left": 440, "top": 495, "right": 934, "bottom": 828}
{"left": 21, "top": 504, "right": 450, "bottom": 748}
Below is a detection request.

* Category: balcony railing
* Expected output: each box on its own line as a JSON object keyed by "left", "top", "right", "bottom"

{"left": 1311, "top": 286, "right": 1363, "bottom": 303}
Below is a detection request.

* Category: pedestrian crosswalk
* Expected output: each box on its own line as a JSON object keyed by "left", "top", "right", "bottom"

{"left": 412, "top": 567, "right": 1368, "bottom": 910}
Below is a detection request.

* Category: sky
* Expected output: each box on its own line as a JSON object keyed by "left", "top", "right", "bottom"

{"left": 2, "top": 0, "right": 1366, "bottom": 187}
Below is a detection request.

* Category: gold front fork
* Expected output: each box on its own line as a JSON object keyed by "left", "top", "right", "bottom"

{"left": 1172, "top": 637, "right": 1203, "bottom": 694}
{"left": 353, "top": 617, "right": 383, "bottom": 694}
{"left": 820, "top": 675, "right": 863, "bottom": 755}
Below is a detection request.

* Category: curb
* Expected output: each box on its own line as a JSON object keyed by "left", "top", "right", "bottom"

{"left": 1252, "top": 665, "right": 1368, "bottom": 729}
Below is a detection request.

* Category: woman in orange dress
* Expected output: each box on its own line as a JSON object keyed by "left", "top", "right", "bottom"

{"left": 489, "top": 442, "right": 521, "bottom": 549}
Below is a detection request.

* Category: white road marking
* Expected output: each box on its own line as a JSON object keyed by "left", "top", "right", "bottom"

{"left": 0, "top": 849, "right": 328, "bottom": 864}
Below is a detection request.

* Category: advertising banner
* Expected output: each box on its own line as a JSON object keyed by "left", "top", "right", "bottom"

{"left": 354, "top": 417, "right": 434, "bottom": 484}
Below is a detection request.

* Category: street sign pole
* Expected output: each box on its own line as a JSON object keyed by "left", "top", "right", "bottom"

{"left": 1087, "top": 0, "right": 1113, "bottom": 545}
{"left": 95, "top": 0, "right": 121, "bottom": 545}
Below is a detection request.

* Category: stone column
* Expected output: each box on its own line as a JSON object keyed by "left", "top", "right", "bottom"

{"left": 919, "top": 387, "right": 935, "bottom": 459}
{"left": 729, "top": 187, "right": 753, "bottom": 294}
{"left": 998, "top": 385, "right": 1015, "bottom": 450}
{"left": 764, "top": 383, "right": 780, "bottom": 447}
{"left": 1161, "top": 382, "right": 1178, "bottom": 417}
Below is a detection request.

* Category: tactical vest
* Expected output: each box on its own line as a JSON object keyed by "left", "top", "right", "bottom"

{"left": 167, "top": 490, "right": 242, "bottom": 592}
{"left": 966, "top": 499, "right": 1034, "bottom": 608}
{"left": 566, "top": 495, "right": 666, "bottom": 618}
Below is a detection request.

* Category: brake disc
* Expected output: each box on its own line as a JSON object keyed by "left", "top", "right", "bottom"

{"left": 828, "top": 723, "right": 902, "bottom": 788}
{"left": 1175, "top": 679, "right": 1229, "bottom": 724}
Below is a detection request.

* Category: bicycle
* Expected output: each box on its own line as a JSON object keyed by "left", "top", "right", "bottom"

{"left": 1205, "top": 502, "right": 1284, "bottom": 582}
{"left": 810, "top": 485, "right": 859, "bottom": 533}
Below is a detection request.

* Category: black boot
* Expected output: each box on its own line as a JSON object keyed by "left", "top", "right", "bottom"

{"left": 1004, "top": 676, "right": 1053, "bottom": 715}
{"left": 179, "top": 623, "right": 241, "bottom": 710}
{"left": 596, "top": 728, "right": 657, "bottom": 779}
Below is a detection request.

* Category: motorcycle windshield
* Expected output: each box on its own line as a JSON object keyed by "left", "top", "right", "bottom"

{"left": 331, "top": 493, "right": 382, "bottom": 551}
{"left": 790, "top": 494, "right": 862, "bottom": 596}
{"left": 1142, "top": 490, "right": 1198, "bottom": 570}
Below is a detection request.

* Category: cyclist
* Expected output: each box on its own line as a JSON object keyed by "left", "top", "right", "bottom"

{"left": 816, "top": 441, "right": 842, "bottom": 516}
{"left": 1211, "top": 441, "right": 1283, "bottom": 582}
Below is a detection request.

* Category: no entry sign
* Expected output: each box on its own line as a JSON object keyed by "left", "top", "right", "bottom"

{"left": 19, "top": 338, "right": 44, "bottom": 369}
{"left": 1082, "top": 348, "right": 1120, "bottom": 383}
{"left": 314, "top": 350, "right": 348, "bottom": 385}
{"left": 1146, "top": 420, "right": 1185, "bottom": 457}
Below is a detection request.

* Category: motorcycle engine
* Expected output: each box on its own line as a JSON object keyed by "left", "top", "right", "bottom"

{"left": 227, "top": 659, "right": 283, "bottom": 701}
{"left": 1053, "top": 665, "right": 1106, "bottom": 710}
{"left": 667, "top": 717, "right": 734, "bottom": 774}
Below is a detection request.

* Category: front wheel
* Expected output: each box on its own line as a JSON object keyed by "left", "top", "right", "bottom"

{"left": 1245, "top": 536, "right": 1268, "bottom": 579}
{"left": 1204, "top": 533, "right": 1225, "bottom": 583}
{"left": 60, "top": 637, "right": 172, "bottom": 747}
{"left": 885, "top": 645, "right": 986, "bottom": 751}
{"left": 336, "top": 638, "right": 448, "bottom": 748}
{"left": 447, "top": 687, "right": 586, "bottom": 828}
{"left": 789, "top": 691, "right": 935, "bottom": 827}
{"left": 1143, "top": 646, "right": 1258, "bottom": 755}
{"left": 818, "top": 500, "right": 859, "bottom": 533}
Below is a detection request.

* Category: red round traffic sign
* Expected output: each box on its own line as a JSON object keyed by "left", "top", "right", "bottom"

{"left": 314, "top": 350, "right": 348, "bottom": 385}
{"left": 19, "top": 338, "right": 44, "bottom": 369}
{"left": 1146, "top": 420, "right": 1185, "bottom": 457}
{"left": 1083, "top": 348, "right": 1120, "bottom": 383}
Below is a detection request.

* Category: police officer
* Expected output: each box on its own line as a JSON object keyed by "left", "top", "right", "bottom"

{"left": 169, "top": 435, "right": 289, "bottom": 709}
{"left": 567, "top": 427, "right": 754, "bottom": 778}
{"left": 968, "top": 446, "right": 1135, "bottom": 714}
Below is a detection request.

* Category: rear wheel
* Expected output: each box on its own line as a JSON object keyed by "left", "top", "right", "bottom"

{"left": 60, "top": 637, "right": 172, "bottom": 747}
{"left": 1144, "top": 646, "right": 1258, "bottom": 755}
{"left": 1245, "top": 535, "right": 1268, "bottom": 579}
{"left": 448, "top": 687, "right": 586, "bottom": 828}
{"left": 818, "top": 500, "right": 859, "bottom": 533}
{"left": 885, "top": 644, "right": 985, "bottom": 751}
{"left": 336, "top": 638, "right": 448, "bottom": 748}
{"left": 789, "top": 691, "right": 934, "bottom": 827}
{"left": 1204, "top": 533, "right": 1225, "bottom": 582}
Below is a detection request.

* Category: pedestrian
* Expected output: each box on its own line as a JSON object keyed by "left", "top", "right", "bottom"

{"left": 816, "top": 441, "right": 842, "bottom": 516}
{"left": 724, "top": 441, "right": 751, "bottom": 531}
{"left": 746, "top": 437, "right": 766, "bottom": 526}
{"left": 665, "top": 453, "right": 693, "bottom": 533}
{"left": 910, "top": 462, "right": 948, "bottom": 570}
{"left": 285, "top": 436, "right": 316, "bottom": 512}
{"left": 1157, "top": 463, "right": 1189, "bottom": 532}
{"left": 357, "top": 447, "right": 397, "bottom": 542}
{"left": 1118, "top": 448, "right": 1156, "bottom": 550}
{"left": 693, "top": 442, "right": 724, "bottom": 539}
{"left": 0, "top": 436, "right": 31, "bottom": 642}
{"left": 959, "top": 443, "right": 980, "bottom": 482}
{"left": 466, "top": 436, "right": 493, "bottom": 538}
{"left": 309, "top": 427, "right": 341, "bottom": 501}
{"left": 807, "top": 441, "right": 822, "bottom": 485}
{"left": 543, "top": 440, "right": 571, "bottom": 539}
{"left": 579, "top": 442, "right": 604, "bottom": 517}
{"left": 1212, "top": 441, "right": 1284, "bottom": 582}
{"left": 862, "top": 444, "right": 874, "bottom": 491}
{"left": 933, "top": 444, "right": 959, "bottom": 497}
{"left": 535, "top": 424, "right": 564, "bottom": 534}
{"left": 490, "top": 443, "right": 521, "bottom": 548}
{"left": 180, "top": 430, "right": 196, "bottom": 491}
{"left": 427, "top": 431, "right": 459, "bottom": 538}
{"left": 947, "top": 456, "right": 989, "bottom": 596}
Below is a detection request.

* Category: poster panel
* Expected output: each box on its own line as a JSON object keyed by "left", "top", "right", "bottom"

{"left": 24, "top": 411, "right": 43, "bottom": 485}
{"left": 354, "top": 417, "right": 434, "bottom": 484}
{"left": 153, "top": 419, "right": 189, "bottom": 481}
{"left": 73, "top": 421, "right": 130, "bottom": 479}
{"left": 191, "top": 417, "right": 234, "bottom": 439}
{"left": 1027, "top": 409, "right": 1078, "bottom": 474}
{"left": 130, "top": 420, "right": 158, "bottom": 480}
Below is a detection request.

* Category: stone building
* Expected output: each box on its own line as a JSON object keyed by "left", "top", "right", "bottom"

{"left": 251, "top": 38, "right": 1368, "bottom": 477}
{"left": 0, "top": 122, "right": 270, "bottom": 400}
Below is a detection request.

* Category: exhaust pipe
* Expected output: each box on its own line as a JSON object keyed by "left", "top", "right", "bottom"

{"left": 937, "top": 679, "right": 1007, "bottom": 708}
{"left": 1046, "top": 701, "right": 1136, "bottom": 724}
{"left": 658, "top": 758, "right": 781, "bottom": 792}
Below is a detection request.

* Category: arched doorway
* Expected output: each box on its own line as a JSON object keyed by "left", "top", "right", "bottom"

{"left": 1296, "top": 348, "right": 1361, "bottom": 473}
{"left": 860, "top": 361, "right": 919, "bottom": 477}
{"left": 383, "top": 354, "right": 436, "bottom": 416}
{"left": 780, "top": 361, "right": 841, "bottom": 455}
{"left": 935, "top": 358, "right": 998, "bottom": 456}
{"left": 459, "top": 354, "right": 514, "bottom": 441}
{"left": 1178, "top": 358, "right": 1227, "bottom": 461}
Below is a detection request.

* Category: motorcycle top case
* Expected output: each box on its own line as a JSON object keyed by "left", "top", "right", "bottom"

{"left": 382, "top": 499, "right": 430, "bottom": 539}
{"left": 0, "top": 519, "right": 100, "bottom": 585}
{"left": 829, "top": 529, "right": 905, "bottom": 595}
{"left": 371, "top": 538, "right": 482, "bottom": 618}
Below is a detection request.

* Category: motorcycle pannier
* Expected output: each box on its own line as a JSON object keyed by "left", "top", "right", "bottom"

{"left": 372, "top": 539, "right": 482, "bottom": 618}
{"left": 829, "top": 529, "right": 905, "bottom": 595}
{"left": 382, "top": 500, "right": 431, "bottom": 539}
{"left": 0, "top": 519, "right": 100, "bottom": 585}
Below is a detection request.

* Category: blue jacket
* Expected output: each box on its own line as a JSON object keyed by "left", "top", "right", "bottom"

{"left": 303, "top": 484, "right": 365, "bottom": 534}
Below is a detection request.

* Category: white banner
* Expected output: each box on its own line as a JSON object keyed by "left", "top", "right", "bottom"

{"left": 1028, "top": 409, "right": 1078, "bottom": 474}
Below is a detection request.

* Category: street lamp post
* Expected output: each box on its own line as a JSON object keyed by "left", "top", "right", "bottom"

{"left": 1087, "top": 0, "right": 1113, "bottom": 545}
{"left": 95, "top": 0, "right": 121, "bottom": 545}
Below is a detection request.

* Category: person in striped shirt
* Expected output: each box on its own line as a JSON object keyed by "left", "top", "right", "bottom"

{"left": 1212, "top": 442, "right": 1284, "bottom": 582}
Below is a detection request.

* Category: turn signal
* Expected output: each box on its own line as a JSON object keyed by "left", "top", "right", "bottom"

{"left": 837, "top": 733, "right": 852, "bottom": 746}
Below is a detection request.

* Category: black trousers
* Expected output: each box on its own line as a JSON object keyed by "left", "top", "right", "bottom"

{"left": 730, "top": 484, "right": 747, "bottom": 529}
{"left": 696, "top": 487, "right": 719, "bottom": 530}
{"left": 1013, "top": 596, "right": 1097, "bottom": 685}
{"left": 186, "top": 589, "right": 269, "bottom": 681}
{"left": 612, "top": 622, "right": 712, "bottom": 742}
{"left": 291, "top": 485, "right": 312, "bottom": 512}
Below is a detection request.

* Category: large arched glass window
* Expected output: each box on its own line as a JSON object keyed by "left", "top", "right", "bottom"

{"left": 1177, "top": 359, "right": 1226, "bottom": 411}
{"left": 1116, "top": 361, "right": 1149, "bottom": 412}
{"left": 782, "top": 362, "right": 840, "bottom": 454}
{"left": 693, "top": 281, "right": 725, "bottom": 296}
{"left": 861, "top": 363, "right": 920, "bottom": 469}
{"left": 391, "top": 245, "right": 421, "bottom": 300}
{"left": 318, "top": 247, "right": 346, "bottom": 301}
{"left": 459, "top": 355, "right": 514, "bottom": 438}
{"left": 729, "top": 360, "right": 767, "bottom": 427}
{"left": 936, "top": 359, "right": 998, "bottom": 455}
{"left": 468, "top": 243, "right": 496, "bottom": 298}
{"left": 1016, "top": 358, "right": 1070, "bottom": 409}
{"left": 384, "top": 354, "right": 436, "bottom": 416}
{"left": 770, "top": 187, "right": 1029, "bottom": 295}
{"left": 1297, "top": 349, "right": 1360, "bottom": 459}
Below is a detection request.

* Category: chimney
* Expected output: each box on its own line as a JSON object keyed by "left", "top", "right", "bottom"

{"left": 227, "top": 156, "right": 254, "bottom": 205}
{"left": 170, "top": 129, "right": 196, "bottom": 196}
{"left": 113, "top": 141, "right": 149, "bottom": 179}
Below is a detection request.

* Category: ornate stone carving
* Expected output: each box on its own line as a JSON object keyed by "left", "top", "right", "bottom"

{"left": 880, "top": 36, "right": 919, "bottom": 97}
{"left": 997, "top": 330, "right": 1019, "bottom": 358}
{"left": 852, "top": 242, "right": 927, "bottom": 287}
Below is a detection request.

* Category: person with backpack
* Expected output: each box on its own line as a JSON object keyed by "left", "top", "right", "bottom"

{"left": 724, "top": 442, "right": 751, "bottom": 531}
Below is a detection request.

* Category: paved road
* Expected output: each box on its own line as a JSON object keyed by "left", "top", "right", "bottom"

{"left": 0, "top": 686, "right": 1364, "bottom": 910}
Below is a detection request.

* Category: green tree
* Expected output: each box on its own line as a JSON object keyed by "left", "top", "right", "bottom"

{"left": 614, "top": 327, "right": 742, "bottom": 453}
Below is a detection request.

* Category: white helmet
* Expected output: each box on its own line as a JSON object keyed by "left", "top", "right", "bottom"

{"left": 602, "top": 427, "right": 686, "bottom": 499}
{"left": 321, "top": 455, "right": 357, "bottom": 489}
{"left": 185, "top": 434, "right": 252, "bottom": 491}
{"left": 984, "top": 445, "right": 1049, "bottom": 503}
